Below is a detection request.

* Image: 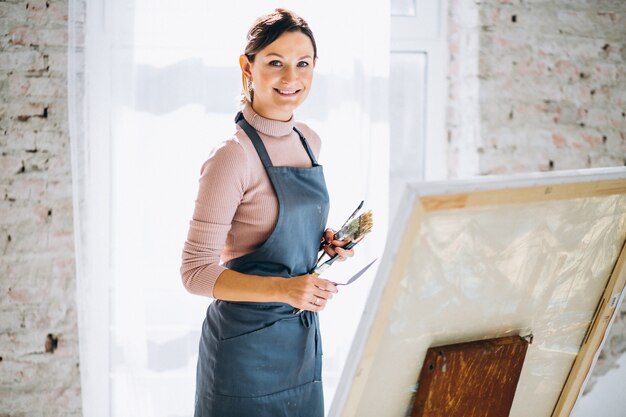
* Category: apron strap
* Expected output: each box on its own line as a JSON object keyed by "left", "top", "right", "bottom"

{"left": 236, "top": 111, "right": 274, "bottom": 168}
{"left": 313, "top": 312, "right": 322, "bottom": 380}
{"left": 298, "top": 311, "right": 322, "bottom": 380}
{"left": 235, "top": 111, "right": 320, "bottom": 168}
{"left": 293, "top": 126, "right": 320, "bottom": 167}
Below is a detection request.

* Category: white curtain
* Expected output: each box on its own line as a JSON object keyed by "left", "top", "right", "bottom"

{"left": 70, "top": 1, "right": 389, "bottom": 416}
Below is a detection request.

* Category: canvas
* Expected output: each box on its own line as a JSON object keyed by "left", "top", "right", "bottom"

{"left": 330, "top": 167, "right": 626, "bottom": 417}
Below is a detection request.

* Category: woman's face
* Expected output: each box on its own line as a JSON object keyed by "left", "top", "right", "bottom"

{"left": 240, "top": 31, "right": 316, "bottom": 121}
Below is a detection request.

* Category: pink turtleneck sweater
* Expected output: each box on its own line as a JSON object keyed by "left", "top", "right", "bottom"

{"left": 180, "top": 103, "right": 322, "bottom": 298}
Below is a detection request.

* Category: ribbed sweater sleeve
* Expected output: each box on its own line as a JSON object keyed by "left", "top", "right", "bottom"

{"left": 180, "top": 139, "right": 247, "bottom": 297}
{"left": 180, "top": 102, "right": 322, "bottom": 299}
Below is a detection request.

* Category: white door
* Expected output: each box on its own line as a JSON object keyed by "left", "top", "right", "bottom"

{"left": 390, "top": 0, "right": 448, "bottom": 219}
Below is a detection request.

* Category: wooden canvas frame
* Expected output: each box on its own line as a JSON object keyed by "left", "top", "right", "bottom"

{"left": 553, "top": 237, "right": 626, "bottom": 416}
{"left": 330, "top": 167, "right": 626, "bottom": 417}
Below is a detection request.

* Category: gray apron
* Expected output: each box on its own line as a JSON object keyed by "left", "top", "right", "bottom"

{"left": 194, "top": 111, "right": 330, "bottom": 417}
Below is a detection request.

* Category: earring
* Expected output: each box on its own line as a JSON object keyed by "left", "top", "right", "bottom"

{"left": 242, "top": 74, "right": 253, "bottom": 102}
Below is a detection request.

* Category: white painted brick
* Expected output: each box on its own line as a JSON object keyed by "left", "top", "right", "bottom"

{"left": 1, "top": 129, "right": 68, "bottom": 154}
{"left": 21, "top": 304, "right": 71, "bottom": 332}
{"left": 26, "top": 0, "right": 69, "bottom": 25}
{"left": 46, "top": 51, "right": 68, "bottom": 74}
{"left": 0, "top": 304, "right": 28, "bottom": 332}
{"left": 0, "top": 50, "right": 43, "bottom": 71}
{"left": 2, "top": 177, "right": 49, "bottom": 201}
{"left": 7, "top": 24, "right": 69, "bottom": 48}
{"left": 4, "top": 101, "right": 48, "bottom": 119}
{"left": 0, "top": 1, "right": 27, "bottom": 22}
{"left": 7, "top": 75, "right": 67, "bottom": 98}
{"left": 44, "top": 178, "right": 73, "bottom": 200}
{"left": 588, "top": 152, "right": 623, "bottom": 167}
{"left": 1, "top": 254, "right": 75, "bottom": 295}
{"left": 2, "top": 281, "right": 50, "bottom": 311}
{"left": 556, "top": 10, "right": 604, "bottom": 38}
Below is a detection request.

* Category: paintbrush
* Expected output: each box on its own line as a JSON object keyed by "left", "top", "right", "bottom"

{"left": 292, "top": 207, "right": 374, "bottom": 314}
{"left": 315, "top": 209, "right": 373, "bottom": 274}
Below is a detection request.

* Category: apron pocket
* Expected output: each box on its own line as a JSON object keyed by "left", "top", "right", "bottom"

{"left": 214, "top": 315, "right": 317, "bottom": 398}
{"left": 208, "top": 380, "right": 324, "bottom": 417}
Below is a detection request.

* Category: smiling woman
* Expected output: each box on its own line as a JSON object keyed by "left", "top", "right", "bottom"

{"left": 180, "top": 8, "right": 355, "bottom": 417}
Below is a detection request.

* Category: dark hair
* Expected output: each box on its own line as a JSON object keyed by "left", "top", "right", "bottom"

{"left": 241, "top": 8, "right": 317, "bottom": 103}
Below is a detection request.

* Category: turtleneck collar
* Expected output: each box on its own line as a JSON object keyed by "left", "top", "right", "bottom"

{"left": 242, "top": 101, "right": 295, "bottom": 138}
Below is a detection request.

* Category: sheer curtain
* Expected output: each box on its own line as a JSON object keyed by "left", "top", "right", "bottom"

{"left": 70, "top": 1, "right": 389, "bottom": 416}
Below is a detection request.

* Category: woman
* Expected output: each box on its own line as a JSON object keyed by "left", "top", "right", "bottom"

{"left": 181, "top": 8, "right": 353, "bottom": 417}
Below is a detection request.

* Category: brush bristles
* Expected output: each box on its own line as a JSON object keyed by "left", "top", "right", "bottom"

{"left": 356, "top": 210, "right": 373, "bottom": 238}
{"left": 336, "top": 210, "right": 373, "bottom": 241}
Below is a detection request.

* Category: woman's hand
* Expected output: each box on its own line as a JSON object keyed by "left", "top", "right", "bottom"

{"left": 320, "top": 228, "right": 355, "bottom": 261}
{"left": 278, "top": 273, "right": 338, "bottom": 312}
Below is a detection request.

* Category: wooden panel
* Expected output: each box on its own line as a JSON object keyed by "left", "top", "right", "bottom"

{"left": 411, "top": 336, "right": 529, "bottom": 417}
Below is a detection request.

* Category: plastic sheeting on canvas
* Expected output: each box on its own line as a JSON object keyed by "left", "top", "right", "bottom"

{"left": 332, "top": 170, "right": 626, "bottom": 417}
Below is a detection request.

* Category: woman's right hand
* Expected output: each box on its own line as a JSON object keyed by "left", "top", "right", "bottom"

{"left": 278, "top": 274, "right": 338, "bottom": 312}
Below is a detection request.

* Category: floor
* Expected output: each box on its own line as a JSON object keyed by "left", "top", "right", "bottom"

{"left": 571, "top": 353, "right": 626, "bottom": 417}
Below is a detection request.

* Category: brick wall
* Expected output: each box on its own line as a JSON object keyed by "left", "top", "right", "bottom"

{"left": 448, "top": 0, "right": 626, "bottom": 395}
{"left": 0, "top": 0, "right": 81, "bottom": 415}
{"left": 449, "top": 0, "right": 626, "bottom": 176}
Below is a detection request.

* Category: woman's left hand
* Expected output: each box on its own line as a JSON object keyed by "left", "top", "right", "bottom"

{"left": 321, "top": 228, "right": 355, "bottom": 261}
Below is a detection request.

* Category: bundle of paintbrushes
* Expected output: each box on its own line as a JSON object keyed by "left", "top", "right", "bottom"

{"left": 293, "top": 201, "right": 374, "bottom": 314}
{"left": 314, "top": 200, "right": 373, "bottom": 275}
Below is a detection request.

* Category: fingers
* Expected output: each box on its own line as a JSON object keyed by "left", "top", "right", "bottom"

{"left": 334, "top": 246, "right": 354, "bottom": 261}
{"left": 321, "top": 229, "right": 357, "bottom": 261}
{"left": 323, "top": 229, "right": 335, "bottom": 244}
{"left": 307, "top": 277, "right": 338, "bottom": 312}
{"left": 331, "top": 239, "right": 350, "bottom": 248}
{"left": 288, "top": 274, "right": 338, "bottom": 312}
{"left": 322, "top": 245, "right": 336, "bottom": 257}
{"left": 321, "top": 229, "right": 335, "bottom": 255}
{"left": 322, "top": 243, "right": 355, "bottom": 261}
{"left": 306, "top": 287, "right": 334, "bottom": 312}
{"left": 308, "top": 295, "right": 327, "bottom": 312}
{"left": 313, "top": 276, "right": 338, "bottom": 294}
